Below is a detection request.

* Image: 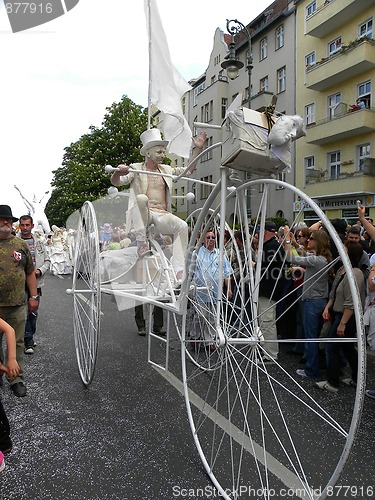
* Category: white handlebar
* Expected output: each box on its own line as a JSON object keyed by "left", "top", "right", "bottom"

{"left": 104, "top": 165, "right": 119, "bottom": 173}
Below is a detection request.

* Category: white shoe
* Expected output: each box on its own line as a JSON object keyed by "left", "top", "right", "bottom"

{"left": 315, "top": 380, "right": 338, "bottom": 394}
{"left": 255, "top": 355, "right": 277, "bottom": 365}
{"left": 341, "top": 378, "right": 356, "bottom": 387}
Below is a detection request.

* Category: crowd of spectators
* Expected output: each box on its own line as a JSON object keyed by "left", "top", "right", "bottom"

{"left": 259, "top": 213, "right": 375, "bottom": 396}
{"left": 200, "top": 212, "right": 375, "bottom": 397}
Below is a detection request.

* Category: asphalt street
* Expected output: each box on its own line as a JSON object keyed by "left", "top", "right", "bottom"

{"left": 0, "top": 272, "right": 374, "bottom": 499}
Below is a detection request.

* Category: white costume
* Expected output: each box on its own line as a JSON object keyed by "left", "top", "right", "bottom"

{"left": 47, "top": 225, "right": 72, "bottom": 275}
{"left": 114, "top": 129, "right": 193, "bottom": 277}
{"left": 116, "top": 162, "right": 188, "bottom": 275}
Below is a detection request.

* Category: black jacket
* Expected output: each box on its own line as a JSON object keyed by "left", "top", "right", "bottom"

{"left": 259, "top": 236, "right": 286, "bottom": 300}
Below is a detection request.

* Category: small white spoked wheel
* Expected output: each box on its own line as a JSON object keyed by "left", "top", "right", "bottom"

{"left": 72, "top": 201, "right": 101, "bottom": 385}
{"left": 181, "top": 178, "right": 365, "bottom": 499}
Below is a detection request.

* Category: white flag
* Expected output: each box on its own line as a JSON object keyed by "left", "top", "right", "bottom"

{"left": 144, "top": 0, "right": 192, "bottom": 158}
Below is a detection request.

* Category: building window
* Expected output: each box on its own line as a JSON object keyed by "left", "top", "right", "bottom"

{"left": 359, "top": 18, "right": 373, "bottom": 39}
{"left": 358, "top": 143, "right": 371, "bottom": 171}
{"left": 211, "top": 75, "right": 216, "bottom": 85}
{"left": 218, "top": 70, "right": 227, "bottom": 82}
{"left": 277, "top": 66, "right": 286, "bottom": 93}
{"left": 201, "top": 136, "right": 213, "bottom": 162}
{"left": 275, "top": 172, "right": 286, "bottom": 188}
{"left": 306, "top": 1, "right": 316, "bottom": 17}
{"left": 305, "top": 156, "right": 315, "bottom": 171}
{"left": 275, "top": 25, "right": 284, "bottom": 50}
{"left": 260, "top": 76, "right": 268, "bottom": 92}
{"left": 180, "top": 186, "right": 185, "bottom": 206}
{"left": 328, "top": 93, "right": 341, "bottom": 119}
{"left": 328, "top": 37, "right": 342, "bottom": 56}
{"left": 193, "top": 82, "right": 205, "bottom": 106}
{"left": 193, "top": 116, "right": 198, "bottom": 136}
{"left": 358, "top": 80, "right": 371, "bottom": 108}
{"left": 305, "top": 103, "right": 315, "bottom": 125}
{"left": 221, "top": 97, "right": 228, "bottom": 120}
{"left": 201, "top": 100, "right": 213, "bottom": 123}
{"left": 191, "top": 183, "right": 196, "bottom": 204}
{"left": 200, "top": 175, "right": 213, "bottom": 199}
{"left": 305, "top": 51, "right": 315, "bottom": 69}
{"left": 260, "top": 38, "right": 267, "bottom": 61}
{"left": 329, "top": 151, "right": 341, "bottom": 179}
{"left": 305, "top": 156, "right": 315, "bottom": 182}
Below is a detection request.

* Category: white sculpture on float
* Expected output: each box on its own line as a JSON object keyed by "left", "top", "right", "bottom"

{"left": 14, "top": 185, "right": 51, "bottom": 235}
{"left": 267, "top": 115, "right": 305, "bottom": 146}
{"left": 222, "top": 103, "right": 305, "bottom": 176}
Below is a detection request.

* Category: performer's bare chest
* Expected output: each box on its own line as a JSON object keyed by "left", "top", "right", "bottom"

{"left": 147, "top": 173, "right": 165, "bottom": 191}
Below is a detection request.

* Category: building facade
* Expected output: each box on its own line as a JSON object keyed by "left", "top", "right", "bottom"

{"left": 177, "top": 0, "right": 297, "bottom": 224}
{"left": 295, "top": 0, "right": 375, "bottom": 222}
{"left": 168, "top": 0, "right": 375, "bottom": 226}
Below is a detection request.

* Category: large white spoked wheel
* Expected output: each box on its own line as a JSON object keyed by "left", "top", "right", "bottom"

{"left": 181, "top": 178, "right": 365, "bottom": 499}
{"left": 72, "top": 201, "right": 101, "bottom": 385}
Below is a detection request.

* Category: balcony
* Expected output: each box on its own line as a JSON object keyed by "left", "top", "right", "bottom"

{"left": 306, "top": 0, "right": 374, "bottom": 38}
{"left": 304, "top": 171, "right": 375, "bottom": 198}
{"left": 306, "top": 108, "right": 375, "bottom": 145}
{"left": 305, "top": 169, "right": 323, "bottom": 182}
{"left": 250, "top": 91, "right": 275, "bottom": 112}
{"left": 363, "top": 157, "right": 375, "bottom": 176}
{"left": 306, "top": 39, "right": 375, "bottom": 92}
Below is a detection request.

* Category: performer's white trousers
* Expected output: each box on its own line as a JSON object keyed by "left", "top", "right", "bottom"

{"left": 133, "top": 194, "right": 188, "bottom": 275}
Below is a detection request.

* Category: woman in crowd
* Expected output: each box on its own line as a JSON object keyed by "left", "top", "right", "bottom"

{"left": 283, "top": 227, "right": 332, "bottom": 379}
{"left": 285, "top": 226, "right": 310, "bottom": 354}
{"left": 315, "top": 241, "right": 365, "bottom": 393}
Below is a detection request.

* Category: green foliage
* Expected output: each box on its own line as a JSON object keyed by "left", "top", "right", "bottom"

{"left": 270, "top": 216, "right": 289, "bottom": 229}
{"left": 250, "top": 216, "right": 289, "bottom": 230}
{"left": 45, "top": 95, "right": 148, "bottom": 227}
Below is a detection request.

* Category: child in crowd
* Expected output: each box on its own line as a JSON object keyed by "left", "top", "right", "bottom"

{"left": 0, "top": 317, "right": 21, "bottom": 472}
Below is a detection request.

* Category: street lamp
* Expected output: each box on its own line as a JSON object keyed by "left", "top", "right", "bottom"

{"left": 221, "top": 19, "right": 253, "bottom": 108}
{"left": 221, "top": 19, "right": 253, "bottom": 215}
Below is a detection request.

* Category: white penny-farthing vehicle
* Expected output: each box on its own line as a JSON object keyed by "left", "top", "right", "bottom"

{"left": 68, "top": 135, "right": 366, "bottom": 499}
{"left": 66, "top": 4, "right": 365, "bottom": 497}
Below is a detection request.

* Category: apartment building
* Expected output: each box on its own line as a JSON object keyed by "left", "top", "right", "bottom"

{"left": 295, "top": 0, "right": 375, "bottom": 222}
{"left": 174, "top": 0, "right": 297, "bottom": 223}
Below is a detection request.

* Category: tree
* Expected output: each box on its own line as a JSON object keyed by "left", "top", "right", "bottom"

{"left": 45, "top": 95, "right": 148, "bottom": 227}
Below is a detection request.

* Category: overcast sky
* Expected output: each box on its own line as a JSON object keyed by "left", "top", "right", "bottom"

{"left": 0, "top": 0, "right": 271, "bottom": 218}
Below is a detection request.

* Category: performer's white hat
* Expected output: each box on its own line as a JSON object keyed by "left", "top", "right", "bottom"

{"left": 140, "top": 128, "right": 168, "bottom": 155}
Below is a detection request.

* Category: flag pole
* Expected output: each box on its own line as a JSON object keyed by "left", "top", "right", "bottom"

{"left": 147, "top": 0, "right": 152, "bottom": 130}
{"left": 144, "top": 0, "right": 193, "bottom": 157}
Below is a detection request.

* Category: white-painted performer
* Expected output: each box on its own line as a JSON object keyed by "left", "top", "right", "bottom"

{"left": 111, "top": 128, "right": 207, "bottom": 282}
